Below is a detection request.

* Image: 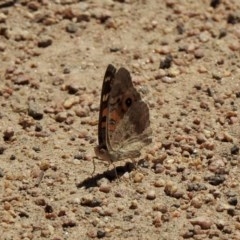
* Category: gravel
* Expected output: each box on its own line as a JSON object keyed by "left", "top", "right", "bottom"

{"left": 0, "top": 0, "right": 240, "bottom": 239}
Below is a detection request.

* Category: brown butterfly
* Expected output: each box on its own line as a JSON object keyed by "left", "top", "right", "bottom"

{"left": 94, "top": 64, "right": 152, "bottom": 163}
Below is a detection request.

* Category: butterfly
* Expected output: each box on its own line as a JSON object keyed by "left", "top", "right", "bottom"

{"left": 94, "top": 64, "right": 152, "bottom": 164}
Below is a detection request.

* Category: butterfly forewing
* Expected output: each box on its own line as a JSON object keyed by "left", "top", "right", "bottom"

{"left": 97, "top": 64, "right": 116, "bottom": 150}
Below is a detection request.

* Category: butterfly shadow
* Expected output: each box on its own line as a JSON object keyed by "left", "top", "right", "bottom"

{"left": 76, "top": 161, "right": 135, "bottom": 189}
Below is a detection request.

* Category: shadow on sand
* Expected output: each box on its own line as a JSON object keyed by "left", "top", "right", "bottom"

{"left": 76, "top": 162, "right": 135, "bottom": 189}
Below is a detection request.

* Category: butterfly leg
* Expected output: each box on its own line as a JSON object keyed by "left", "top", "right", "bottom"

{"left": 109, "top": 162, "right": 119, "bottom": 180}
{"left": 91, "top": 157, "right": 97, "bottom": 176}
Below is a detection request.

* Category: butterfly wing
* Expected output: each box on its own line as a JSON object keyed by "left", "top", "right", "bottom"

{"left": 106, "top": 68, "right": 152, "bottom": 161}
{"left": 97, "top": 64, "right": 116, "bottom": 150}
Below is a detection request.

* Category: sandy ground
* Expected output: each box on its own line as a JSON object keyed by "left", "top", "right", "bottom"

{"left": 0, "top": 0, "right": 240, "bottom": 239}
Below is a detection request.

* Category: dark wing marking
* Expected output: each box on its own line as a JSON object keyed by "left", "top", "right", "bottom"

{"left": 98, "top": 64, "right": 116, "bottom": 149}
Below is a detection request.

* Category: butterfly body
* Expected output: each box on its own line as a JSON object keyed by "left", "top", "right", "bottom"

{"left": 95, "top": 64, "right": 152, "bottom": 163}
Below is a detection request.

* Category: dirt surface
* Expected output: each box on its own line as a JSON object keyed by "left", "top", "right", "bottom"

{"left": 0, "top": 0, "right": 240, "bottom": 239}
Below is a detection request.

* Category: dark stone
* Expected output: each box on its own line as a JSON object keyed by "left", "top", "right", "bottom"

{"left": 230, "top": 145, "right": 239, "bottom": 155}
{"left": 205, "top": 174, "right": 225, "bottom": 186}
{"left": 210, "top": 0, "right": 221, "bottom": 8}
{"left": 159, "top": 55, "right": 173, "bottom": 69}
{"left": 97, "top": 230, "right": 106, "bottom": 238}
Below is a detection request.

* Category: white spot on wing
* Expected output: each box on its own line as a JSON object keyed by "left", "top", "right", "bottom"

{"left": 104, "top": 76, "right": 111, "bottom": 82}
{"left": 102, "top": 94, "right": 109, "bottom": 102}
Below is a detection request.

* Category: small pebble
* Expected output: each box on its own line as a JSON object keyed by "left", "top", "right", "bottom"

{"left": 63, "top": 96, "right": 79, "bottom": 109}
{"left": 63, "top": 67, "right": 70, "bottom": 74}
{"left": 190, "top": 216, "right": 213, "bottom": 229}
{"left": 97, "top": 230, "right": 106, "bottom": 238}
{"left": 231, "top": 145, "right": 239, "bottom": 155}
{"left": 154, "top": 69, "right": 167, "bottom": 79}
{"left": 212, "top": 71, "right": 222, "bottom": 80}
{"left": 39, "top": 160, "right": 50, "bottom": 171}
{"left": 0, "top": 42, "right": 6, "bottom": 51}
{"left": 155, "top": 45, "right": 171, "bottom": 54}
{"left": 210, "top": 0, "right": 221, "bottom": 8}
{"left": 129, "top": 200, "right": 138, "bottom": 209}
{"left": 198, "top": 65, "right": 207, "bottom": 73}
{"left": 152, "top": 212, "right": 162, "bottom": 227}
{"left": 114, "top": 189, "right": 126, "bottom": 198}
{"left": 199, "top": 31, "right": 210, "bottom": 42}
{"left": 191, "top": 196, "right": 203, "bottom": 208}
{"left": 201, "top": 141, "right": 215, "bottom": 150}
{"left": 10, "top": 154, "right": 16, "bottom": 161}
{"left": 159, "top": 55, "right": 172, "bottom": 69}
{"left": 28, "top": 1, "right": 40, "bottom": 11}
{"left": 91, "top": 8, "right": 112, "bottom": 22}
{"left": 99, "top": 183, "right": 111, "bottom": 193}
{"left": 0, "top": 12, "right": 7, "bottom": 23}
{"left": 117, "top": 204, "right": 124, "bottom": 211}
{"left": 196, "top": 133, "right": 207, "bottom": 144}
{"left": 66, "top": 23, "right": 78, "bottom": 33}
{"left": 71, "top": 198, "right": 81, "bottom": 204}
{"left": 204, "top": 174, "right": 225, "bottom": 186}
{"left": 168, "top": 67, "right": 180, "bottom": 77}
{"left": 97, "top": 177, "right": 110, "bottom": 187}
{"left": 154, "top": 179, "right": 165, "bottom": 187}
{"left": 152, "top": 203, "right": 168, "bottom": 213}
{"left": 194, "top": 49, "right": 204, "bottom": 59}
{"left": 75, "top": 107, "right": 89, "bottom": 117}
{"left": 152, "top": 153, "right": 167, "bottom": 164}
{"left": 146, "top": 190, "right": 156, "bottom": 200}
{"left": 38, "top": 36, "right": 53, "bottom": 48}
{"left": 3, "top": 127, "right": 14, "bottom": 141}
{"left": 164, "top": 181, "right": 184, "bottom": 198}
{"left": 66, "top": 84, "right": 80, "bottom": 94}
{"left": 13, "top": 74, "right": 31, "bottom": 85}
{"left": 182, "top": 229, "right": 195, "bottom": 238}
{"left": 154, "top": 164, "right": 165, "bottom": 174}
{"left": 161, "top": 76, "right": 176, "bottom": 84}
{"left": 208, "top": 158, "right": 225, "bottom": 173}
{"left": 187, "top": 183, "right": 207, "bottom": 191}
{"left": 222, "top": 132, "right": 234, "bottom": 142}
{"left": 81, "top": 195, "right": 101, "bottom": 207}
{"left": 229, "top": 41, "right": 240, "bottom": 51}
{"left": 55, "top": 112, "right": 67, "bottom": 122}
{"left": 62, "top": 218, "right": 77, "bottom": 228}
{"left": 228, "top": 197, "right": 238, "bottom": 206}
{"left": 34, "top": 198, "right": 46, "bottom": 206}
{"left": 133, "top": 172, "right": 144, "bottom": 183}
{"left": 28, "top": 101, "right": 44, "bottom": 120}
